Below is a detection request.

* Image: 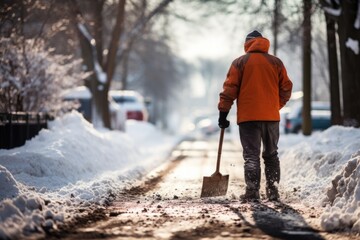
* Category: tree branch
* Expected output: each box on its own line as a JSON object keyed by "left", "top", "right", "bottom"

{"left": 128, "top": 0, "right": 173, "bottom": 40}
{"left": 105, "top": 0, "right": 173, "bottom": 87}
{"left": 33, "top": 0, "right": 55, "bottom": 47}
{"left": 67, "top": 0, "right": 106, "bottom": 85}
{"left": 105, "top": 0, "right": 126, "bottom": 87}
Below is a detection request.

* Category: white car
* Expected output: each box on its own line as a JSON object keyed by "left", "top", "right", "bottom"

{"left": 62, "top": 86, "right": 126, "bottom": 131}
{"left": 109, "top": 90, "right": 149, "bottom": 121}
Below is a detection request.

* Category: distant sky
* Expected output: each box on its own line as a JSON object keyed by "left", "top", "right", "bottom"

{"left": 173, "top": 20, "right": 236, "bottom": 98}
{"left": 172, "top": 17, "right": 237, "bottom": 62}
{"left": 168, "top": 4, "right": 248, "bottom": 99}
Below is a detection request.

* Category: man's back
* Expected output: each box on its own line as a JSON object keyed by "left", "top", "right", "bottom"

{"left": 219, "top": 36, "right": 292, "bottom": 124}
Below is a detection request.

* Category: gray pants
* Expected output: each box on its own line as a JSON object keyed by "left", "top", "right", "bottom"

{"left": 239, "top": 121, "right": 280, "bottom": 192}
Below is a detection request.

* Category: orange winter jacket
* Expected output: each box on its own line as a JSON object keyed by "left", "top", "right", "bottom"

{"left": 218, "top": 37, "right": 293, "bottom": 123}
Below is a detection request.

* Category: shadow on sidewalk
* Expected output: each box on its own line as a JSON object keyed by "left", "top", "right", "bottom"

{"left": 230, "top": 200, "right": 325, "bottom": 240}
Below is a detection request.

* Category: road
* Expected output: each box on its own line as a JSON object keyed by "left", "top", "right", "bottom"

{"left": 48, "top": 135, "right": 359, "bottom": 240}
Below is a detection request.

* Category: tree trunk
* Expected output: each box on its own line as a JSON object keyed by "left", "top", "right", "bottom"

{"left": 273, "top": 0, "right": 281, "bottom": 56}
{"left": 105, "top": 0, "right": 126, "bottom": 88}
{"left": 92, "top": 85, "right": 111, "bottom": 128}
{"left": 302, "top": 0, "right": 312, "bottom": 135}
{"left": 337, "top": 0, "right": 360, "bottom": 127}
{"left": 325, "top": 13, "right": 342, "bottom": 125}
{"left": 76, "top": 22, "right": 109, "bottom": 127}
{"left": 69, "top": 0, "right": 173, "bottom": 128}
{"left": 94, "top": 0, "right": 104, "bottom": 66}
{"left": 68, "top": 0, "right": 111, "bottom": 128}
{"left": 106, "top": 0, "right": 173, "bottom": 90}
{"left": 91, "top": 0, "right": 111, "bottom": 129}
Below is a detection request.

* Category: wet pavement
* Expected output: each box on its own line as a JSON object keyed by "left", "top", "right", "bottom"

{"left": 48, "top": 136, "right": 360, "bottom": 240}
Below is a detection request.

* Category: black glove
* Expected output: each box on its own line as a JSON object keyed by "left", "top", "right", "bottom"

{"left": 218, "top": 111, "right": 230, "bottom": 128}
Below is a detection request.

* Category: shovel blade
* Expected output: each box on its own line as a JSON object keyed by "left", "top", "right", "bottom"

{"left": 200, "top": 174, "right": 229, "bottom": 198}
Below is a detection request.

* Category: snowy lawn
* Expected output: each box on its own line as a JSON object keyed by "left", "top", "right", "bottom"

{"left": 0, "top": 111, "right": 179, "bottom": 239}
{"left": 1, "top": 111, "right": 360, "bottom": 238}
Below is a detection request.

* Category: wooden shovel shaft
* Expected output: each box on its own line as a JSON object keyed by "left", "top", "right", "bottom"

{"left": 215, "top": 128, "right": 225, "bottom": 173}
{"left": 200, "top": 128, "right": 229, "bottom": 198}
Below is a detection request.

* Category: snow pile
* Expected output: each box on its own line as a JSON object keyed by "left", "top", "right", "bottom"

{"left": 321, "top": 153, "right": 360, "bottom": 231}
{"left": 0, "top": 111, "right": 177, "bottom": 239}
{"left": 0, "top": 195, "right": 55, "bottom": 239}
{"left": 0, "top": 166, "right": 21, "bottom": 200}
{"left": 126, "top": 119, "right": 168, "bottom": 147}
{"left": 280, "top": 126, "right": 360, "bottom": 232}
{"left": 0, "top": 111, "right": 142, "bottom": 189}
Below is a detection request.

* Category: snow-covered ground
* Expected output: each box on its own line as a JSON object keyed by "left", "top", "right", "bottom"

{"left": 1, "top": 111, "right": 360, "bottom": 239}
{"left": 279, "top": 127, "right": 360, "bottom": 232}
{"left": 0, "top": 111, "right": 180, "bottom": 239}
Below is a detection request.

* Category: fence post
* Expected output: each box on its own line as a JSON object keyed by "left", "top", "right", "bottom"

{"left": 8, "top": 113, "right": 13, "bottom": 148}
{"left": 26, "top": 113, "right": 30, "bottom": 139}
{"left": 37, "top": 113, "right": 40, "bottom": 132}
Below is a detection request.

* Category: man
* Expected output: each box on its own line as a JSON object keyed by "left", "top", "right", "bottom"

{"left": 218, "top": 30, "right": 292, "bottom": 201}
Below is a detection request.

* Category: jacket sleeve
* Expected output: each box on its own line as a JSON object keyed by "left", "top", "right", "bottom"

{"left": 218, "top": 63, "right": 241, "bottom": 112}
{"left": 278, "top": 63, "right": 293, "bottom": 109}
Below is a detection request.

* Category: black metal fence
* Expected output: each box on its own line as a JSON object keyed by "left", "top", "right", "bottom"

{"left": 0, "top": 112, "right": 52, "bottom": 149}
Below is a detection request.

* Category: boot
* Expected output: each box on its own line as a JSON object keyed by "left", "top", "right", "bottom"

{"left": 240, "top": 189, "right": 260, "bottom": 202}
{"left": 266, "top": 185, "right": 279, "bottom": 201}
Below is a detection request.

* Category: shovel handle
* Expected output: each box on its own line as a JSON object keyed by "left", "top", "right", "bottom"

{"left": 215, "top": 128, "right": 225, "bottom": 173}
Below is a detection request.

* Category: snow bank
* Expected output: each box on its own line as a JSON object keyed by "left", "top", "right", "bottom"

{"left": 0, "top": 166, "right": 21, "bottom": 200}
{"left": 280, "top": 126, "right": 360, "bottom": 232}
{"left": 125, "top": 120, "right": 179, "bottom": 164}
{"left": 0, "top": 111, "right": 141, "bottom": 189}
{"left": 0, "top": 111, "right": 177, "bottom": 239}
{"left": 321, "top": 153, "right": 360, "bottom": 231}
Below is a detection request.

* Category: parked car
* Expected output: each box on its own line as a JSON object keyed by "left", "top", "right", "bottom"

{"left": 62, "top": 86, "right": 126, "bottom": 131}
{"left": 195, "top": 114, "right": 220, "bottom": 136}
{"left": 284, "top": 101, "right": 331, "bottom": 134}
{"left": 187, "top": 113, "right": 233, "bottom": 139}
{"left": 109, "top": 90, "right": 149, "bottom": 121}
{"left": 279, "top": 91, "right": 303, "bottom": 134}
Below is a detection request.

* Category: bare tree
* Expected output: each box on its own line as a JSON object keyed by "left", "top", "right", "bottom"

{"left": 130, "top": 33, "right": 190, "bottom": 126}
{"left": 321, "top": 0, "right": 360, "bottom": 127}
{"left": 67, "top": 0, "right": 173, "bottom": 129}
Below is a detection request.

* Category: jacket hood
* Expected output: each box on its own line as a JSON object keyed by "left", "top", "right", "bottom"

{"left": 244, "top": 37, "right": 270, "bottom": 53}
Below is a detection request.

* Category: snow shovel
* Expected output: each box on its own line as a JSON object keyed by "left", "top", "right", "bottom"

{"left": 200, "top": 128, "right": 229, "bottom": 198}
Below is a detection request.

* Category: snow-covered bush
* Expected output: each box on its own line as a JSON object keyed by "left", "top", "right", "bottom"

{"left": 0, "top": 36, "right": 85, "bottom": 114}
